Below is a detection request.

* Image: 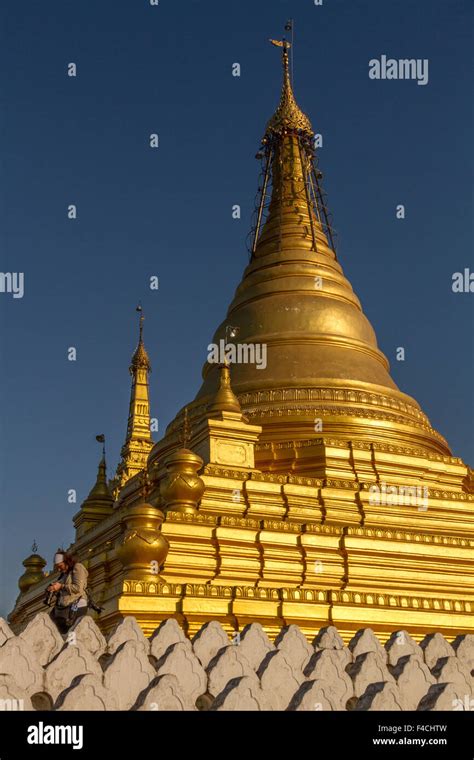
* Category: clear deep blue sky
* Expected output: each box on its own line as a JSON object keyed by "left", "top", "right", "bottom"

{"left": 1, "top": 0, "right": 472, "bottom": 616}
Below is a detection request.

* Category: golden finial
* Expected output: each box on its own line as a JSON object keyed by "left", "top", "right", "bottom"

{"left": 207, "top": 363, "right": 242, "bottom": 416}
{"left": 266, "top": 32, "right": 313, "bottom": 137}
{"left": 160, "top": 411, "right": 205, "bottom": 516}
{"left": 130, "top": 304, "right": 151, "bottom": 373}
{"left": 86, "top": 443, "right": 113, "bottom": 502}
{"left": 96, "top": 433, "right": 106, "bottom": 459}
{"left": 137, "top": 303, "right": 144, "bottom": 341}
{"left": 269, "top": 39, "right": 291, "bottom": 50}
{"left": 18, "top": 544, "right": 47, "bottom": 593}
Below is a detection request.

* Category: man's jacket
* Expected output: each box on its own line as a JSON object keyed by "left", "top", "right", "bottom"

{"left": 57, "top": 563, "right": 88, "bottom": 607}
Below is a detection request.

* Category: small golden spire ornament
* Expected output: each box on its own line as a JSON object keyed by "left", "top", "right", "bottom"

{"left": 207, "top": 363, "right": 242, "bottom": 416}
{"left": 130, "top": 304, "right": 151, "bottom": 373}
{"left": 87, "top": 441, "right": 113, "bottom": 502}
{"left": 266, "top": 35, "right": 313, "bottom": 137}
{"left": 115, "top": 306, "right": 154, "bottom": 489}
{"left": 18, "top": 543, "right": 46, "bottom": 594}
{"left": 160, "top": 407, "right": 205, "bottom": 515}
{"left": 73, "top": 442, "right": 114, "bottom": 539}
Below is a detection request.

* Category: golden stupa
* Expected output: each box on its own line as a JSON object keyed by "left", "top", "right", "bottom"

{"left": 9, "top": 40, "right": 473, "bottom": 642}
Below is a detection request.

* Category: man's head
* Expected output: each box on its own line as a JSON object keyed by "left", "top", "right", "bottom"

{"left": 54, "top": 552, "right": 67, "bottom": 572}
{"left": 54, "top": 550, "right": 75, "bottom": 573}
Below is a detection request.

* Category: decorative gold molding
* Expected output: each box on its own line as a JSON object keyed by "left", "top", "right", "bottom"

{"left": 239, "top": 387, "right": 425, "bottom": 417}
{"left": 359, "top": 482, "right": 473, "bottom": 502}
{"left": 119, "top": 580, "right": 472, "bottom": 615}
{"left": 345, "top": 526, "right": 473, "bottom": 547}
{"left": 262, "top": 520, "right": 300, "bottom": 532}
{"left": 219, "top": 516, "right": 260, "bottom": 529}
{"left": 165, "top": 510, "right": 217, "bottom": 525}
{"left": 331, "top": 589, "right": 472, "bottom": 613}
{"left": 247, "top": 405, "right": 443, "bottom": 438}
{"left": 203, "top": 465, "right": 253, "bottom": 479}
{"left": 287, "top": 475, "right": 323, "bottom": 486}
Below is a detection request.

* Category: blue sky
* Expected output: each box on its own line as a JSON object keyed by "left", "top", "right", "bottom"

{"left": 1, "top": 0, "right": 472, "bottom": 616}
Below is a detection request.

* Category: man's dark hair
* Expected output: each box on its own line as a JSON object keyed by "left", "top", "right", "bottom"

{"left": 57, "top": 548, "right": 77, "bottom": 571}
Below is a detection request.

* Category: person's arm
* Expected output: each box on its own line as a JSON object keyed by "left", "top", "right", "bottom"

{"left": 62, "top": 564, "right": 88, "bottom": 595}
{"left": 48, "top": 573, "right": 65, "bottom": 592}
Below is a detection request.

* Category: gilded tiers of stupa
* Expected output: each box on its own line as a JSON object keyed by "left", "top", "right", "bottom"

{"left": 9, "top": 41, "right": 473, "bottom": 641}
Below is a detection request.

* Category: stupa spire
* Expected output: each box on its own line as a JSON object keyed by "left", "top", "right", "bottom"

{"left": 87, "top": 448, "right": 112, "bottom": 501}
{"left": 251, "top": 37, "right": 336, "bottom": 259}
{"left": 115, "top": 306, "right": 153, "bottom": 488}
{"left": 266, "top": 38, "right": 313, "bottom": 137}
{"left": 73, "top": 441, "right": 114, "bottom": 537}
{"left": 179, "top": 36, "right": 450, "bottom": 460}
